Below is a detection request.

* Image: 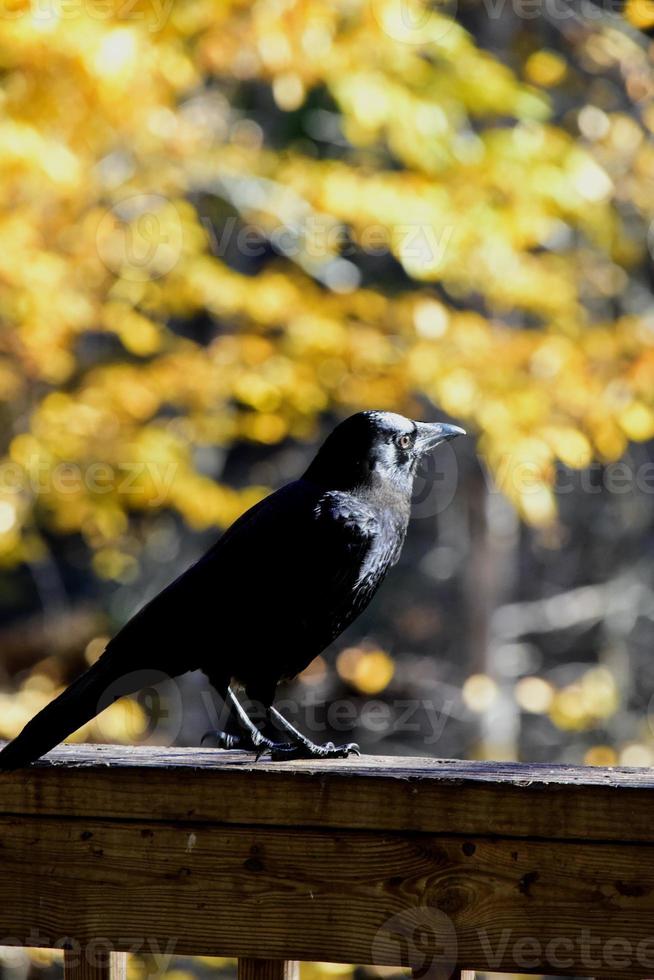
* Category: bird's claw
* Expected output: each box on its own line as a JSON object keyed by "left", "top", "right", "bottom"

{"left": 201, "top": 729, "right": 243, "bottom": 749}
{"left": 269, "top": 741, "right": 360, "bottom": 761}
{"left": 201, "top": 729, "right": 265, "bottom": 751}
{"left": 200, "top": 725, "right": 360, "bottom": 762}
{"left": 201, "top": 728, "right": 293, "bottom": 758}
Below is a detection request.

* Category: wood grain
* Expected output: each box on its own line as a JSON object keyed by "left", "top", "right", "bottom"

{"left": 2, "top": 743, "right": 654, "bottom": 843}
{"left": 2, "top": 813, "right": 654, "bottom": 976}
{"left": 3, "top": 745, "right": 654, "bottom": 977}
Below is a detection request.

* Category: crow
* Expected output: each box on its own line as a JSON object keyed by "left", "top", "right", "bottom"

{"left": 0, "top": 411, "right": 464, "bottom": 768}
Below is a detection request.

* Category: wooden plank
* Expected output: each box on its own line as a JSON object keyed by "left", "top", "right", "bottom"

{"left": 2, "top": 814, "right": 654, "bottom": 976}
{"left": 238, "top": 958, "right": 299, "bottom": 980}
{"left": 63, "top": 948, "right": 126, "bottom": 980}
{"left": 2, "top": 744, "right": 654, "bottom": 843}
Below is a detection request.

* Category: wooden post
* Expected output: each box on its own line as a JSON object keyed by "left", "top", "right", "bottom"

{"left": 64, "top": 948, "right": 127, "bottom": 980}
{"left": 239, "top": 959, "right": 299, "bottom": 980}
{"left": 412, "top": 968, "right": 474, "bottom": 979}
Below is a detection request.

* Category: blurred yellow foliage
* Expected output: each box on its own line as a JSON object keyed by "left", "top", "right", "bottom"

{"left": 0, "top": 0, "right": 652, "bottom": 580}
{"left": 462, "top": 673, "right": 499, "bottom": 712}
{"left": 584, "top": 744, "right": 618, "bottom": 766}
{"left": 336, "top": 645, "right": 395, "bottom": 694}
{"left": 549, "top": 667, "right": 619, "bottom": 731}
{"left": 514, "top": 676, "right": 554, "bottom": 713}
{"left": 0, "top": 678, "right": 146, "bottom": 742}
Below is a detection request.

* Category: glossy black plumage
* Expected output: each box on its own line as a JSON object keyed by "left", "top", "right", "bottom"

{"left": 0, "top": 410, "right": 464, "bottom": 768}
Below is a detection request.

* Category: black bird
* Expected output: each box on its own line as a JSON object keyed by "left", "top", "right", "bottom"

{"left": 0, "top": 411, "right": 464, "bottom": 768}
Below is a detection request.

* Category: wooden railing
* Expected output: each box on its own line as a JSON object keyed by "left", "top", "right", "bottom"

{"left": 2, "top": 745, "right": 654, "bottom": 980}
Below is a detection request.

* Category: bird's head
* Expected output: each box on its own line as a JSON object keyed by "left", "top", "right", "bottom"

{"left": 304, "top": 411, "right": 465, "bottom": 493}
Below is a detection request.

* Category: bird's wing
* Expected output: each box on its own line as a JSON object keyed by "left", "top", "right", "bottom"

{"left": 201, "top": 480, "right": 381, "bottom": 606}
{"left": 105, "top": 480, "right": 380, "bottom": 673}
{"left": 258, "top": 485, "right": 384, "bottom": 669}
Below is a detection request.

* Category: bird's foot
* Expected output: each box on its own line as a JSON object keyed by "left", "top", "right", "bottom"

{"left": 269, "top": 740, "right": 360, "bottom": 761}
{"left": 201, "top": 729, "right": 290, "bottom": 759}
{"left": 201, "top": 729, "right": 242, "bottom": 750}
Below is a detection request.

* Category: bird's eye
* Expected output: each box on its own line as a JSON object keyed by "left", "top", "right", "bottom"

{"left": 397, "top": 434, "right": 412, "bottom": 450}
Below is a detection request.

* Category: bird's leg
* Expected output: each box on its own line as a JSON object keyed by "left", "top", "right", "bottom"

{"left": 200, "top": 685, "right": 243, "bottom": 750}
{"left": 202, "top": 686, "right": 289, "bottom": 757}
{"left": 201, "top": 685, "right": 359, "bottom": 760}
{"left": 266, "top": 705, "right": 360, "bottom": 761}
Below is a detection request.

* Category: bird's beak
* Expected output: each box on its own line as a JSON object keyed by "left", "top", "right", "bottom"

{"left": 414, "top": 421, "right": 466, "bottom": 456}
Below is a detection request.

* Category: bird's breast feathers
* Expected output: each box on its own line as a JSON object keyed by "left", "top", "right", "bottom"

{"left": 314, "top": 489, "right": 408, "bottom": 588}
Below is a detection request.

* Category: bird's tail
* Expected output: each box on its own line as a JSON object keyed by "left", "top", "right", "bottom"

{"left": 0, "top": 655, "right": 139, "bottom": 770}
